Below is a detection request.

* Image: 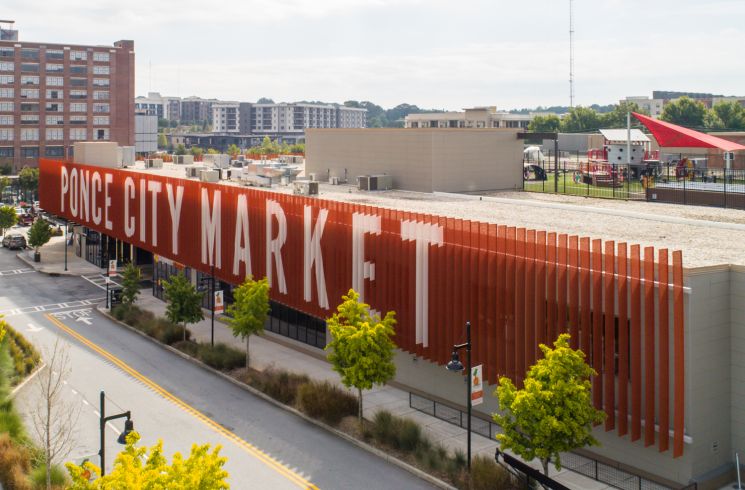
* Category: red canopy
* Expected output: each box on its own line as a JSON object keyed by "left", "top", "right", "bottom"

{"left": 632, "top": 112, "right": 745, "bottom": 152}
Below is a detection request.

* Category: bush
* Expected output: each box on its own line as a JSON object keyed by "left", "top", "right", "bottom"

{"left": 29, "top": 463, "right": 68, "bottom": 489}
{"left": 253, "top": 369, "right": 310, "bottom": 405}
{"left": 196, "top": 343, "right": 245, "bottom": 371}
{"left": 157, "top": 321, "right": 189, "bottom": 345}
{"left": 3, "top": 326, "right": 40, "bottom": 384}
{"left": 371, "top": 410, "right": 424, "bottom": 451}
{"left": 173, "top": 340, "right": 199, "bottom": 357}
{"left": 371, "top": 410, "right": 396, "bottom": 447}
{"left": 297, "top": 381, "right": 358, "bottom": 426}
{"left": 468, "top": 455, "right": 519, "bottom": 490}
{"left": 396, "top": 418, "right": 423, "bottom": 451}
{"left": 111, "top": 304, "right": 126, "bottom": 321}
{"left": 0, "top": 434, "right": 31, "bottom": 490}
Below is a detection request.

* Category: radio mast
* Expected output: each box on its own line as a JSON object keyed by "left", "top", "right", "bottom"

{"left": 569, "top": 0, "right": 575, "bottom": 108}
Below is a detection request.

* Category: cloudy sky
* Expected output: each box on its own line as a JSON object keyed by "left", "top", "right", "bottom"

{"left": 6, "top": 0, "right": 745, "bottom": 110}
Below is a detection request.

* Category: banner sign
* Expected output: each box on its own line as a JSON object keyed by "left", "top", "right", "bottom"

{"left": 471, "top": 364, "right": 483, "bottom": 406}
{"left": 214, "top": 290, "right": 224, "bottom": 314}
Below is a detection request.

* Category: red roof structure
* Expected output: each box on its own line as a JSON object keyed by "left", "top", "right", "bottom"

{"left": 632, "top": 112, "right": 745, "bottom": 152}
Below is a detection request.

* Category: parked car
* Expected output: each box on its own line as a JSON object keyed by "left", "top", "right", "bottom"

{"left": 17, "top": 213, "right": 34, "bottom": 226}
{"left": 2, "top": 233, "right": 27, "bottom": 250}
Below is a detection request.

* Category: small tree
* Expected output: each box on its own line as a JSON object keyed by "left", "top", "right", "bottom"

{"left": 0, "top": 205, "right": 17, "bottom": 236}
{"left": 659, "top": 96, "right": 707, "bottom": 128}
{"left": 18, "top": 166, "right": 39, "bottom": 201}
{"left": 157, "top": 133, "right": 167, "bottom": 149}
{"left": 226, "top": 276, "right": 270, "bottom": 367}
{"left": 326, "top": 289, "right": 396, "bottom": 425}
{"left": 494, "top": 333, "right": 606, "bottom": 476}
{"left": 121, "top": 263, "right": 141, "bottom": 306}
{"left": 174, "top": 143, "right": 187, "bottom": 156}
{"left": 28, "top": 218, "right": 52, "bottom": 259}
{"left": 163, "top": 272, "right": 204, "bottom": 341}
{"left": 66, "top": 432, "right": 229, "bottom": 489}
{"left": 226, "top": 144, "right": 240, "bottom": 157}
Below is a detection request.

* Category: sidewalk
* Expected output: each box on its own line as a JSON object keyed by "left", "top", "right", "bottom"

{"left": 16, "top": 234, "right": 102, "bottom": 276}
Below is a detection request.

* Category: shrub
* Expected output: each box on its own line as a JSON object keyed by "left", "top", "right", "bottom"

{"left": 396, "top": 418, "right": 423, "bottom": 451}
{"left": 197, "top": 343, "right": 245, "bottom": 371}
{"left": 0, "top": 434, "right": 31, "bottom": 490}
{"left": 30, "top": 463, "right": 68, "bottom": 489}
{"left": 254, "top": 369, "right": 310, "bottom": 405}
{"left": 371, "top": 410, "right": 396, "bottom": 446}
{"left": 173, "top": 340, "right": 199, "bottom": 357}
{"left": 111, "top": 304, "right": 126, "bottom": 321}
{"left": 469, "top": 455, "right": 519, "bottom": 490}
{"left": 297, "top": 381, "right": 358, "bottom": 426}
{"left": 156, "top": 321, "right": 189, "bottom": 345}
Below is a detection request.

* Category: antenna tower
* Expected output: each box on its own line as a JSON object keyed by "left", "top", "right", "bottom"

{"left": 569, "top": 0, "right": 575, "bottom": 108}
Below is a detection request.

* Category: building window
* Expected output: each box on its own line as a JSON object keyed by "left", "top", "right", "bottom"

{"left": 47, "top": 76, "right": 63, "bottom": 86}
{"left": 20, "top": 128, "right": 39, "bottom": 141}
{"left": 0, "top": 62, "right": 13, "bottom": 71}
{"left": 20, "top": 103, "right": 39, "bottom": 112}
{"left": 0, "top": 75, "right": 14, "bottom": 85}
{"left": 45, "top": 63, "right": 63, "bottom": 73}
{"left": 93, "top": 103, "right": 109, "bottom": 113}
{"left": 20, "top": 48, "right": 39, "bottom": 60}
{"left": 0, "top": 115, "right": 11, "bottom": 125}
{"left": 70, "top": 50, "right": 87, "bottom": 61}
{"left": 95, "top": 128, "right": 109, "bottom": 140}
{"left": 70, "top": 65, "right": 87, "bottom": 75}
{"left": 0, "top": 102, "right": 13, "bottom": 112}
{"left": 45, "top": 146, "right": 65, "bottom": 157}
{"left": 93, "top": 51, "right": 110, "bottom": 62}
{"left": 21, "top": 63, "right": 39, "bottom": 73}
{"left": 46, "top": 128, "right": 64, "bottom": 140}
{"left": 45, "top": 115, "right": 63, "bottom": 125}
{"left": 46, "top": 89, "right": 63, "bottom": 99}
{"left": 70, "top": 90, "right": 87, "bottom": 100}
{"left": 21, "top": 147, "right": 39, "bottom": 158}
{"left": 93, "top": 78, "right": 109, "bottom": 87}
{"left": 70, "top": 115, "right": 86, "bottom": 125}
{"left": 46, "top": 49, "right": 64, "bottom": 60}
{"left": 0, "top": 147, "right": 13, "bottom": 157}
{"left": 0, "top": 88, "right": 12, "bottom": 98}
{"left": 20, "top": 88, "right": 39, "bottom": 99}
{"left": 45, "top": 102, "right": 64, "bottom": 112}
{"left": 93, "top": 91, "right": 109, "bottom": 100}
{"left": 70, "top": 78, "right": 87, "bottom": 87}
{"left": 70, "top": 128, "right": 87, "bottom": 140}
{"left": 0, "top": 48, "right": 13, "bottom": 58}
{"left": 93, "top": 116, "right": 109, "bottom": 125}
{"left": 20, "top": 115, "right": 39, "bottom": 125}
{"left": 20, "top": 76, "right": 39, "bottom": 85}
{"left": 70, "top": 103, "right": 87, "bottom": 112}
{"left": 93, "top": 65, "right": 109, "bottom": 75}
{"left": 0, "top": 129, "right": 13, "bottom": 141}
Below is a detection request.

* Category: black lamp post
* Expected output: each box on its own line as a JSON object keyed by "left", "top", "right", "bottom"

{"left": 99, "top": 391, "right": 134, "bottom": 476}
{"left": 64, "top": 220, "right": 68, "bottom": 271}
{"left": 446, "top": 321, "right": 472, "bottom": 471}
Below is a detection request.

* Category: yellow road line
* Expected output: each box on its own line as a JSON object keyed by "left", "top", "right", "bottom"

{"left": 45, "top": 313, "right": 320, "bottom": 490}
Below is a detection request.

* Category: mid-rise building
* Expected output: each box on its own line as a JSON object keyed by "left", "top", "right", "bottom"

{"left": 0, "top": 24, "right": 134, "bottom": 171}
{"left": 624, "top": 92, "right": 745, "bottom": 119}
{"left": 212, "top": 102, "right": 240, "bottom": 133}
{"left": 134, "top": 110, "right": 157, "bottom": 154}
{"left": 404, "top": 106, "right": 534, "bottom": 129}
{"left": 180, "top": 96, "right": 217, "bottom": 125}
{"left": 134, "top": 92, "right": 180, "bottom": 120}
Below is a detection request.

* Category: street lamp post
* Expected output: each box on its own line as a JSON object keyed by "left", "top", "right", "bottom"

{"left": 99, "top": 391, "right": 134, "bottom": 476}
{"left": 446, "top": 321, "right": 472, "bottom": 471}
{"left": 211, "top": 263, "right": 215, "bottom": 347}
{"left": 64, "top": 220, "right": 68, "bottom": 272}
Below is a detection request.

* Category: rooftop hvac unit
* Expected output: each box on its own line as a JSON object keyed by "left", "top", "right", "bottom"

{"left": 358, "top": 175, "right": 371, "bottom": 191}
{"left": 293, "top": 181, "right": 319, "bottom": 196}
{"left": 308, "top": 173, "right": 317, "bottom": 182}
{"left": 200, "top": 170, "right": 219, "bottom": 182}
{"left": 185, "top": 166, "right": 201, "bottom": 178}
{"left": 145, "top": 158, "right": 163, "bottom": 169}
{"left": 358, "top": 174, "right": 393, "bottom": 191}
{"left": 330, "top": 176, "right": 340, "bottom": 185}
{"left": 219, "top": 168, "right": 232, "bottom": 180}
{"left": 204, "top": 153, "right": 230, "bottom": 168}
{"left": 173, "top": 154, "right": 194, "bottom": 165}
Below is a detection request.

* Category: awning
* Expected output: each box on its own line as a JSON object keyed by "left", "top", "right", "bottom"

{"left": 632, "top": 112, "right": 745, "bottom": 152}
{"left": 599, "top": 128, "right": 649, "bottom": 143}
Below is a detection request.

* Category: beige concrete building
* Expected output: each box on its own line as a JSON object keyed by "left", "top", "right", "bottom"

{"left": 404, "top": 106, "right": 535, "bottom": 129}
{"left": 305, "top": 128, "right": 523, "bottom": 193}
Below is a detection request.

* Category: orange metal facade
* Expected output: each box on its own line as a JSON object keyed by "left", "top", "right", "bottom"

{"left": 39, "top": 159, "right": 687, "bottom": 456}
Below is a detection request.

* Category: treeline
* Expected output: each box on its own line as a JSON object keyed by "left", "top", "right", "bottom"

{"left": 343, "top": 101, "right": 444, "bottom": 128}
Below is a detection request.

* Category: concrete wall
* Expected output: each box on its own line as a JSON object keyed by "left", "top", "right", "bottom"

{"left": 305, "top": 128, "right": 522, "bottom": 193}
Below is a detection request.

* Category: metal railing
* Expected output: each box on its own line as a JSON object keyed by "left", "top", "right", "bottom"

{"left": 409, "top": 392, "right": 696, "bottom": 490}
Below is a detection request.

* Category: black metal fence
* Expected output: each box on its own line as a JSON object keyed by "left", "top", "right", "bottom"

{"left": 523, "top": 157, "right": 745, "bottom": 210}
{"left": 409, "top": 392, "right": 697, "bottom": 490}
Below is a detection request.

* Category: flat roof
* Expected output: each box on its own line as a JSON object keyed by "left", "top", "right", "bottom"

{"left": 124, "top": 162, "right": 745, "bottom": 269}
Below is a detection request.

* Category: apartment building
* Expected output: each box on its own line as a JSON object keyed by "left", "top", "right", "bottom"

{"left": 624, "top": 92, "right": 745, "bottom": 119}
{"left": 404, "top": 106, "right": 533, "bottom": 129}
{"left": 180, "top": 96, "right": 217, "bottom": 124}
{"left": 0, "top": 25, "right": 134, "bottom": 171}
{"left": 134, "top": 92, "right": 180, "bottom": 120}
{"left": 212, "top": 102, "right": 240, "bottom": 133}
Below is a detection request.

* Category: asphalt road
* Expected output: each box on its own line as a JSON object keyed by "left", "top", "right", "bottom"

{"left": 0, "top": 246, "right": 434, "bottom": 489}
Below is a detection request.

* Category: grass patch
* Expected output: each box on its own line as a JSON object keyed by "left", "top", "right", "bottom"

{"left": 297, "top": 381, "right": 358, "bottom": 426}
{"left": 29, "top": 463, "right": 68, "bottom": 489}
{"left": 4, "top": 325, "right": 41, "bottom": 386}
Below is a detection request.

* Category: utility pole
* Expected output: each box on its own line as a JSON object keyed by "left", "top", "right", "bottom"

{"left": 569, "top": 0, "right": 575, "bottom": 108}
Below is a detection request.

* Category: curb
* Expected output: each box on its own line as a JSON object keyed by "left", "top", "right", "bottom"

{"left": 96, "top": 305, "right": 456, "bottom": 490}
{"left": 9, "top": 361, "right": 47, "bottom": 398}
{"left": 15, "top": 251, "right": 88, "bottom": 277}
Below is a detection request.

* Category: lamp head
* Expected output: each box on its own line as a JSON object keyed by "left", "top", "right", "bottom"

{"left": 117, "top": 419, "right": 134, "bottom": 445}
{"left": 446, "top": 350, "right": 464, "bottom": 372}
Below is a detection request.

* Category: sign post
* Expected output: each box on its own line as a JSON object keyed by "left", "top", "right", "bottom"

{"left": 471, "top": 364, "right": 483, "bottom": 406}
{"left": 106, "top": 260, "right": 117, "bottom": 309}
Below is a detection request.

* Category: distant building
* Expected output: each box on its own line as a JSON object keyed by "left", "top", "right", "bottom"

{"left": 134, "top": 92, "right": 180, "bottom": 120}
{"left": 624, "top": 92, "right": 745, "bottom": 119}
{"left": 404, "top": 106, "right": 534, "bottom": 129}
{"left": 212, "top": 102, "right": 240, "bottom": 133}
{"left": 134, "top": 110, "right": 157, "bottom": 154}
{"left": 180, "top": 96, "right": 217, "bottom": 125}
{"left": 623, "top": 96, "right": 665, "bottom": 118}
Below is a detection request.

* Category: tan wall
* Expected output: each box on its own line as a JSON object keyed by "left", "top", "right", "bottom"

{"left": 305, "top": 128, "right": 522, "bottom": 193}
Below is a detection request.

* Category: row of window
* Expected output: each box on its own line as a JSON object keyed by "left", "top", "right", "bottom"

{"left": 0, "top": 114, "right": 109, "bottom": 125}
{"left": 0, "top": 47, "right": 110, "bottom": 62}
{"left": 0, "top": 75, "right": 110, "bottom": 87}
{"left": 0, "top": 128, "right": 109, "bottom": 141}
{"left": 0, "top": 88, "right": 109, "bottom": 100}
{"left": 1, "top": 101, "right": 110, "bottom": 113}
{"left": 0, "top": 146, "right": 68, "bottom": 158}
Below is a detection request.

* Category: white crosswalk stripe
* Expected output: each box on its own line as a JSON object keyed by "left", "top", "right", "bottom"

{"left": 0, "top": 268, "right": 36, "bottom": 277}
{"left": 81, "top": 273, "right": 121, "bottom": 291}
{"left": 0, "top": 297, "right": 105, "bottom": 317}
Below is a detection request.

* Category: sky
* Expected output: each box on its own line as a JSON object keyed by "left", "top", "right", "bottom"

{"left": 5, "top": 0, "right": 745, "bottom": 111}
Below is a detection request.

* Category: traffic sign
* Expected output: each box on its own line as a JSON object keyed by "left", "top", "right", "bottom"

{"left": 471, "top": 364, "right": 483, "bottom": 406}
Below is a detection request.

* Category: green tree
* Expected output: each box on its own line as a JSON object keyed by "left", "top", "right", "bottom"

{"left": 18, "top": 166, "right": 39, "bottom": 201}
{"left": 600, "top": 101, "right": 647, "bottom": 128}
{"left": 66, "top": 432, "right": 229, "bottom": 489}
{"left": 27, "top": 218, "right": 52, "bottom": 258}
{"left": 704, "top": 101, "right": 745, "bottom": 130}
{"left": 0, "top": 205, "right": 17, "bottom": 236}
{"left": 326, "top": 289, "right": 396, "bottom": 425}
{"left": 559, "top": 106, "right": 601, "bottom": 133}
{"left": 659, "top": 96, "right": 707, "bottom": 128}
{"left": 494, "top": 333, "right": 605, "bottom": 476}
{"left": 226, "top": 276, "right": 270, "bottom": 367}
{"left": 121, "top": 262, "right": 141, "bottom": 306}
{"left": 0, "top": 164, "right": 11, "bottom": 176}
{"left": 527, "top": 114, "right": 561, "bottom": 133}
{"left": 157, "top": 133, "right": 167, "bottom": 149}
{"left": 174, "top": 144, "right": 187, "bottom": 156}
{"left": 190, "top": 146, "right": 204, "bottom": 159}
{"left": 206, "top": 148, "right": 220, "bottom": 154}
{"left": 227, "top": 144, "right": 240, "bottom": 157}
{"left": 163, "top": 272, "right": 204, "bottom": 341}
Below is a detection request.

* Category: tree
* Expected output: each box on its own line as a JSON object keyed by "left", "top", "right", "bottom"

{"left": 174, "top": 144, "right": 187, "bottom": 156}
{"left": 527, "top": 114, "right": 561, "bottom": 133}
{"left": 28, "top": 218, "right": 52, "bottom": 259}
{"left": 66, "top": 432, "right": 229, "bottom": 489}
{"left": 18, "top": 166, "right": 39, "bottom": 201}
{"left": 704, "top": 101, "right": 745, "bottom": 130}
{"left": 157, "top": 133, "right": 167, "bottom": 149}
{"left": 226, "top": 276, "right": 270, "bottom": 367}
{"left": 226, "top": 144, "right": 240, "bottom": 157}
{"left": 0, "top": 205, "right": 17, "bottom": 236}
{"left": 121, "top": 262, "right": 141, "bottom": 306}
{"left": 559, "top": 106, "right": 601, "bottom": 133}
{"left": 163, "top": 272, "right": 204, "bottom": 341}
{"left": 0, "top": 163, "right": 11, "bottom": 176}
{"left": 256, "top": 97, "right": 275, "bottom": 104}
{"left": 493, "top": 334, "right": 605, "bottom": 476}
{"left": 32, "top": 338, "right": 80, "bottom": 490}
{"left": 659, "top": 96, "right": 707, "bottom": 128}
{"left": 326, "top": 289, "right": 396, "bottom": 425}
{"left": 600, "top": 101, "right": 647, "bottom": 128}
{"left": 206, "top": 148, "right": 220, "bottom": 154}
{"left": 190, "top": 146, "right": 204, "bottom": 159}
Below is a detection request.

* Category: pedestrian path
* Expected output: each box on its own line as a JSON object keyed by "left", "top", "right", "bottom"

{"left": 81, "top": 273, "right": 121, "bottom": 291}
{"left": 16, "top": 235, "right": 103, "bottom": 276}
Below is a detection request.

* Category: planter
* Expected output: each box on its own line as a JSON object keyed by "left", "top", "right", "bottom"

{"left": 33, "top": 251, "right": 40, "bottom": 262}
